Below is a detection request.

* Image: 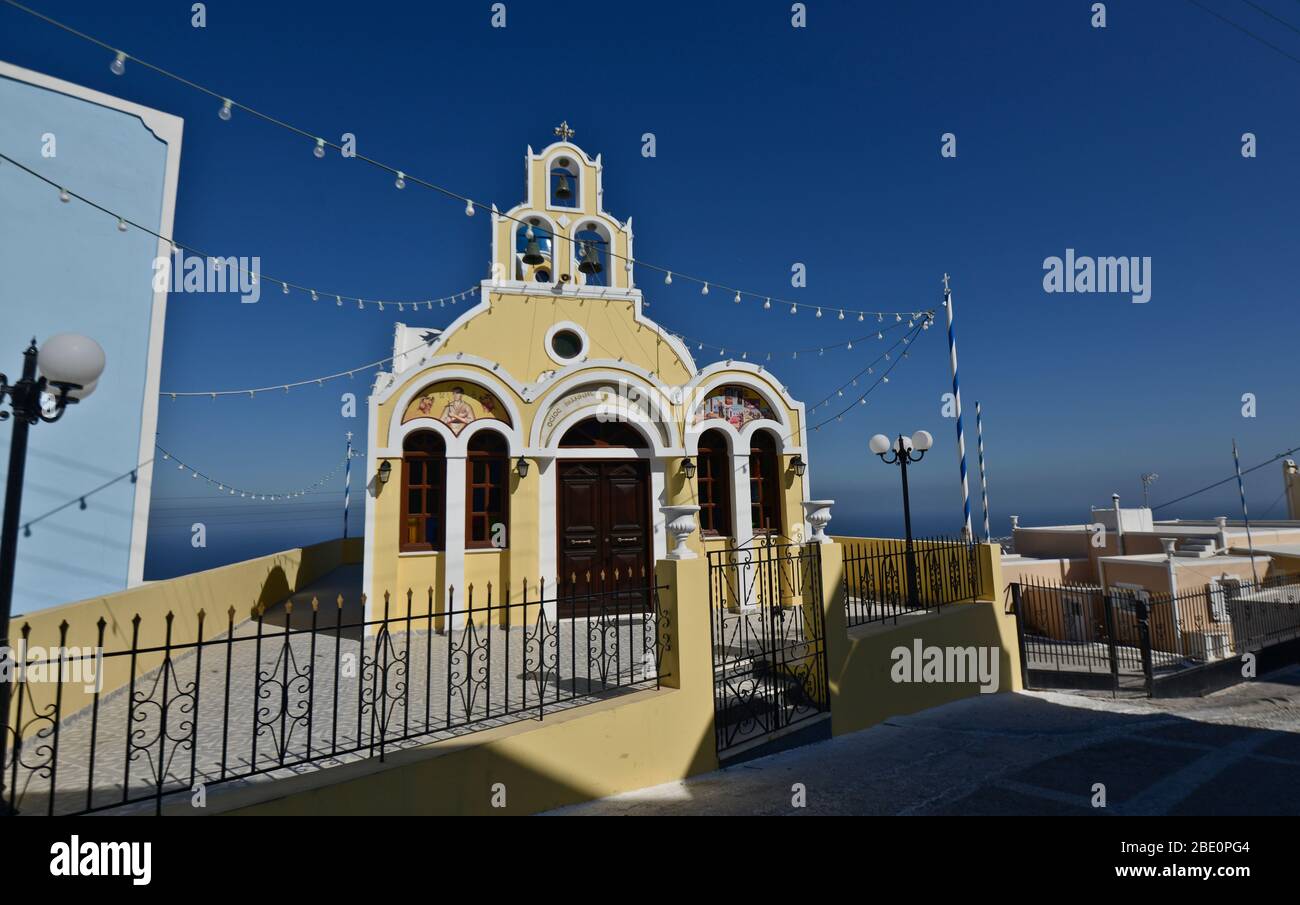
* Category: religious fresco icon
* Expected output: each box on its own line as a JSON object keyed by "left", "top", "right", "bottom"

{"left": 691, "top": 385, "right": 776, "bottom": 429}
{"left": 402, "top": 381, "right": 511, "bottom": 435}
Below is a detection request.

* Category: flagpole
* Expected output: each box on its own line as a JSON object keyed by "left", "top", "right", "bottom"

{"left": 344, "top": 431, "right": 352, "bottom": 541}
{"left": 976, "top": 401, "right": 990, "bottom": 543}
{"left": 1233, "top": 439, "right": 1259, "bottom": 584}
{"left": 943, "top": 275, "right": 973, "bottom": 542}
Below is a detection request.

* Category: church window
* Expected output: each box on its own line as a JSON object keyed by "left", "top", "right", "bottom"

{"left": 401, "top": 431, "right": 446, "bottom": 551}
{"left": 697, "top": 429, "right": 732, "bottom": 536}
{"left": 749, "top": 430, "right": 782, "bottom": 535}
{"left": 466, "top": 430, "right": 509, "bottom": 549}
{"left": 550, "top": 329, "right": 583, "bottom": 360}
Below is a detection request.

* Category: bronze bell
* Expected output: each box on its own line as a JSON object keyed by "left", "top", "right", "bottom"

{"left": 554, "top": 173, "right": 572, "bottom": 200}
{"left": 522, "top": 235, "right": 545, "bottom": 266}
{"left": 577, "top": 240, "right": 602, "bottom": 274}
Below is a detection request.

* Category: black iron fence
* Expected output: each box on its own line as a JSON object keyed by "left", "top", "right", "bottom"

{"left": 2, "top": 571, "right": 667, "bottom": 816}
{"left": 842, "top": 536, "right": 982, "bottom": 627}
{"left": 707, "top": 542, "right": 828, "bottom": 754}
{"left": 1012, "top": 574, "right": 1300, "bottom": 696}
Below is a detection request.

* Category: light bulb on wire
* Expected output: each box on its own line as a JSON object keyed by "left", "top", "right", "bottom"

{"left": 218, "top": 99, "right": 233, "bottom": 121}
{"left": 110, "top": 51, "right": 126, "bottom": 75}
{"left": 394, "top": 172, "right": 406, "bottom": 190}
{"left": 664, "top": 272, "right": 672, "bottom": 285}
{"left": 313, "top": 138, "right": 326, "bottom": 158}
{"left": 465, "top": 199, "right": 475, "bottom": 216}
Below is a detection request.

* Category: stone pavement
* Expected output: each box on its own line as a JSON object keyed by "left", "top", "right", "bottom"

{"left": 546, "top": 666, "right": 1300, "bottom": 816}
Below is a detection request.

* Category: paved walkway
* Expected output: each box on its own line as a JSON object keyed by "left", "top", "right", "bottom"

{"left": 547, "top": 667, "right": 1300, "bottom": 815}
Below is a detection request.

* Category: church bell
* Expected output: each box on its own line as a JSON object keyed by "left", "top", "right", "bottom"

{"left": 522, "top": 226, "right": 545, "bottom": 265}
{"left": 577, "top": 240, "right": 602, "bottom": 274}
{"left": 554, "top": 173, "right": 572, "bottom": 200}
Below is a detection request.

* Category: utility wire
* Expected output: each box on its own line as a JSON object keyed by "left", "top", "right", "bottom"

{"left": 1184, "top": 0, "right": 1300, "bottom": 66}
{"left": 1151, "top": 442, "right": 1300, "bottom": 510}
{"left": 1240, "top": 0, "right": 1300, "bottom": 38}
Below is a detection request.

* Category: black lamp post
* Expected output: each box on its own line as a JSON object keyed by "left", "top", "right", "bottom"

{"left": 870, "top": 430, "right": 933, "bottom": 610}
{"left": 0, "top": 335, "right": 105, "bottom": 814}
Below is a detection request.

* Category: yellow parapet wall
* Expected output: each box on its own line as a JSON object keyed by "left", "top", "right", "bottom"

{"left": 819, "top": 540, "right": 1021, "bottom": 737}
{"left": 8, "top": 537, "right": 363, "bottom": 734}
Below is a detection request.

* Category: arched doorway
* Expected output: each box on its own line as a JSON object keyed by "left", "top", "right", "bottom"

{"left": 556, "top": 417, "right": 652, "bottom": 615}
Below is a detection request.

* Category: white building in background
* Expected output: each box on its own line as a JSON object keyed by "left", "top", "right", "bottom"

{"left": 0, "top": 60, "right": 182, "bottom": 611}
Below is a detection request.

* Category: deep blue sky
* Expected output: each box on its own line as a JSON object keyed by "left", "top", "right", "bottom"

{"left": 3, "top": 0, "right": 1298, "bottom": 577}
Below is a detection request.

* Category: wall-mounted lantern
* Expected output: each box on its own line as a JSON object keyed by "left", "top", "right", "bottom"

{"left": 789, "top": 455, "right": 807, "bottom": 477}
{"left": 515, "top": 455, "right": 530, "bottom": 479}
{"left": 681, "top": 457, "right": 696, "bottom": 480}
{"left": 377, "top": 460, "right": 392, "bottom": 484}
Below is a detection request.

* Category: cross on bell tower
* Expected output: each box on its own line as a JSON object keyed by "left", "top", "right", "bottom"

{"left": 553, "top": 120, "right": 575, "bottom": 142}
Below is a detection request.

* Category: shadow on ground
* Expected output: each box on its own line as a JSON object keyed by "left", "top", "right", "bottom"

{"left": 548, "top": 666, "right": 1300, "bottom": 816}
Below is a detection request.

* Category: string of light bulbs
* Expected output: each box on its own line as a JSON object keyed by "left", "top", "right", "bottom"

{"left": 160, "top": 336, "right": 446, "bottom": 398}
{"left": 670, "top": 312, "right": 929, "bottom": 365}
{"left": 0, "top": 149, "right": 479, "bottom": 312}
{"left": 809, "top": 319, "right": 929, "bottom": 432}
{"left": 2, "top": 0, "right": 926, "bottom": 321}
{"left": 154, "top": 444, "right": 353, "bottom": 501}
{"left": 805, "top": 315, "right": 933, "bottom": 412}
{"left": 19, "top": 458, "right": 152, "bottom": 537}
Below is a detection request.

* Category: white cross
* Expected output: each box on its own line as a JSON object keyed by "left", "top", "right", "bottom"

{"left": 554, "top": 120, "right": 575, "bottom": 142}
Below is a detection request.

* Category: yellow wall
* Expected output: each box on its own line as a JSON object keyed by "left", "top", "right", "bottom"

{"left": 819, "top": 541, "right": 1020, "bottom": 736}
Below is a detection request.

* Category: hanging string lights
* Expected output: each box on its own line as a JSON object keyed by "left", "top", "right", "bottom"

{"left": 0, "top": 150, "right": 478, "bottom": 313}
{"left": 0, "top": 0, "right": 926, "bottom": 323}
{"left": 667, "top": 314, "right": 923, "bottom": 365}
{"left": 155, "top": 445, "right": 352, "bottom": 500}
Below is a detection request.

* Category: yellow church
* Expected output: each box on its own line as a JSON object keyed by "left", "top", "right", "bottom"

{"left": 362, "top": 126, "right": 819, "bottom": 624}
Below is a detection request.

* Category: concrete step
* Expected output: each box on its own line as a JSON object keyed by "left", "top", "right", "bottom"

{"left": 1173, "top": 537, "right": 1217, "bottom": 558}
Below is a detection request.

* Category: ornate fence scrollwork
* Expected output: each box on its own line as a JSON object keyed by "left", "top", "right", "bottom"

{"left": 707, "top": 542, "right": 828, "bottom": 754}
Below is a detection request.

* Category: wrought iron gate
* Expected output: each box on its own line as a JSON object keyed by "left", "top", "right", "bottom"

{"left": 707, "top": 541, "right": 828, "bottom": 754}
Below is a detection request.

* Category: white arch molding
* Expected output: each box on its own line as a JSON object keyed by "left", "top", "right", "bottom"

{"left": 528, "top": 369, "right": 684, "bottom": 452}
{"left": 381, "top": 368, "right": 526, "bottom": 456}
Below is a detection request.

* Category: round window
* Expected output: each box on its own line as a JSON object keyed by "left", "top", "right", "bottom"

{"left": 550, "top": 329, "right": 583, "bottom": 360}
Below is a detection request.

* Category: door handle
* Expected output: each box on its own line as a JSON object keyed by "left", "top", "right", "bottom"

{"left": 570, "top": 538, "right": 593, "bottom": 546}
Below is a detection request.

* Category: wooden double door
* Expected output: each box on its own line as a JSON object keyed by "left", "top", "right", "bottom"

{"left": 557, "top": 460, "right": 652, "bottom": 616}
